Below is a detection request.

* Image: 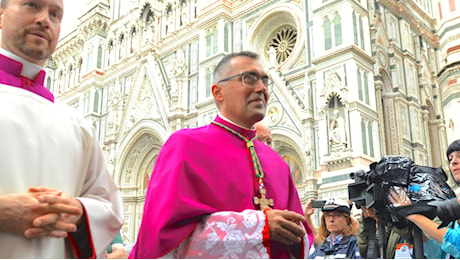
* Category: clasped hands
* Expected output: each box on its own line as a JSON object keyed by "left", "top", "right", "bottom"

{"left": 0, "top": 186, "right": 83, "bottom": 239}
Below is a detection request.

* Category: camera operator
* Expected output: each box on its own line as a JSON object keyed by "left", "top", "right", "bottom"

{"left": 357, "top": 206, "right": 413, "bottom": 259}
{"left": 389, "top": 139, "right": 460, "bottom": 259}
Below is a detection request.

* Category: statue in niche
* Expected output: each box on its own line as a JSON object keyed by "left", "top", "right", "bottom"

{"left": 329, "top": 109, "right": 347, "bottom": 146}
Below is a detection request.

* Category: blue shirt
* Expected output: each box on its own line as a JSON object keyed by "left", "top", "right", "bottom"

{"left": 310, "top": 234, "right": 361, "bottom": 259}
{"left": 442, "top": 221, "right": 460, "bottom": 258}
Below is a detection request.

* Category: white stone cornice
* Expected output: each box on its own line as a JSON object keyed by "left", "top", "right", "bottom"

{"left": 312, "top": 45, "right": 375, "bottom": 66}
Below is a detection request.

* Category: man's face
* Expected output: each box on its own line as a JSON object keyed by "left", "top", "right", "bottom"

{"left": 0, "top": 0, "right": 63, "bottom": 66}
{"left": 214, "top": 56, "right": 270, "bottom": 129}
{"left": 256, "top": 124, "right": 272, "bottom": 147}
{"left": 449, "top": 151, "right": 460, "bottom": 182}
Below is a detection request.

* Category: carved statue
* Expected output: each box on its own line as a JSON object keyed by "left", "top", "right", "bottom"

{"left": 329, "top": 109, "right": 346, "bottom": 146}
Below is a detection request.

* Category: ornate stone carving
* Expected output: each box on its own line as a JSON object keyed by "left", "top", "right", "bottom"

{"left": 329, "top": 109, "right": 347, "bottom": 146}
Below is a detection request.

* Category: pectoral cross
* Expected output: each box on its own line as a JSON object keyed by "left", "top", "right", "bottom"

{"left": 253, "top": 187, "right": 274, "bottom": 210}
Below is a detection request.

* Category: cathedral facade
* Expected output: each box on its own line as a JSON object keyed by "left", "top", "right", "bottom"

{"left": 48, "top": 0, "right": 460, "bottom": 244}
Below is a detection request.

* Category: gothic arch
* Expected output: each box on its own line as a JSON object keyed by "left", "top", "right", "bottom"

{"left": 379, "top": 68, "right": 394, "bottom": 93}
{"left": 325, "top": 92, "right": 344, "bottom": 107}
{"left": 320, "top": 72, "right": 349, "bottom": 112}
{"left": 115, "top": 121, "right": 166, "bottom": 194}
{"left": 273, "top": 134, "right": 307, "bottom": 186}
{"left": 139, "top": 3, "right": 155, "bottom": 24}
{"left": 114, "top": 121, "right": 166, "bottom": 245}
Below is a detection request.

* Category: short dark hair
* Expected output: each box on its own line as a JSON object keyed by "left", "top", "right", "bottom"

{"left": 213, "top": 51, "right": 259, "bottom": 84}
{"left": 1, "top": 0, "right": 7, "bottom": 8}
{"left": 447, "top": 139, "right": 460, "bottom": 161}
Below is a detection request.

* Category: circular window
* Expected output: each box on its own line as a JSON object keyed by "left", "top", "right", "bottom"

{"left": 267, "top": 25, "right": 297, "bottom": 65}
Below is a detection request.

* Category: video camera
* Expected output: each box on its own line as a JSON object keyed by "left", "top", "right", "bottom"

{"left": 348, "top": 168, "right": 388, "bottom": 222}
{"left": 348, "top": 169, "right": 370, "bottom": 209}
{"left": 348, "top": 156, "right": 458, "bottom": 227}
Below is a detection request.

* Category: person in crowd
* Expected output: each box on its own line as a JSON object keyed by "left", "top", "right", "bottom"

{"left": 352, "top": 213, "right": 360, "bottom": 235}
{"left": 130, "top": 51, "right": 313, "bottom": 258}
{"left": 304, "top": 199, "right": 322, "bottom": 248}
{"left": 255, "top": 121, "right": 273, "bottom": 147}
{"left": 357, "top": 206, "right": 412, "bottom": 258}
{"left": 309, "top": 198, "right": 361, "bottom": 259}
{"left": 0, "top": 0, "right": 124, "bottom": 257}
{"left": 389, "top": 139, "right": 460, "bottom": 258}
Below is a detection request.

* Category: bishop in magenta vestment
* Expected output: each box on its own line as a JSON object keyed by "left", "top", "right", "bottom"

{"left": 130, "top": 116, "right": 313, "bottom": 258}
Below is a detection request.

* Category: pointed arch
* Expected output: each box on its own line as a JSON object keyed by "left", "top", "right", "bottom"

{"left": 140, "top": 3, "right": 154, "bottom": 24}
{"left": 273, "top": 135, "right": 307, "bottom": 187}
{"left": 115, "top": 121, "right": 166, "bottom": 192}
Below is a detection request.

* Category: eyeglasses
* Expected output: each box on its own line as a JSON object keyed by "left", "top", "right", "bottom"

{"left": 324, "top": 213, "right": 345, "bottom": 219}
{"left": 217, "top": 72, "right": 273, "bottom": 88}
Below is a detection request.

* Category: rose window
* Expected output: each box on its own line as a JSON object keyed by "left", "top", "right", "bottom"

{"left": 268, "top": 25, "right": 297, "bottom": 65}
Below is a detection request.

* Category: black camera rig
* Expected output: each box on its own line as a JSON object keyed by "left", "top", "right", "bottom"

{"left": 348, "top": 156, "right": 457, "bottom": 226}
{"left": 348, "top": 156, "right": 459, "bottom": 259}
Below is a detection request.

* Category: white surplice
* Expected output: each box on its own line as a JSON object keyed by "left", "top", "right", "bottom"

{"left": 0, "top": 85, "right": 124, "bottom": 258}
{"left": 162, "top": 210, "right": 310, "bottom": 259}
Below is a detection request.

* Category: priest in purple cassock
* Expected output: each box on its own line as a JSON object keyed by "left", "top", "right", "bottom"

{"left": 130, "top": 51, "right": 314, "bottom": 259}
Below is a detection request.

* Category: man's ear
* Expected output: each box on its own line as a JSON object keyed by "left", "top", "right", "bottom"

{"left": 0, "top": 9, "right": 3, "bottom": 29}
{"left": 212, "top": 83, "right": 224, "bottom": 102}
